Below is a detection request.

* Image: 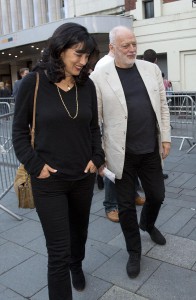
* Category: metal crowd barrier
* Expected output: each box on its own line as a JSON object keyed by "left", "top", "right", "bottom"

{"left": 0, "top": 97, "right": 15, "bottom": 115}
{"left": 0, "top": 112, "right": 22, "bottom": 220}
{"left": 167, "top": 94, "right": 196, "bottom": 153}
{"left": 171, "top": 91, "right": 196, "bottom": 103}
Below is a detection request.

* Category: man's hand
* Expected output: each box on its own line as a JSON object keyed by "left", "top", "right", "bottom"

{"left": 162, "top": 142, "right": 171, "bottom": 159}
{"left": 37, "top": 164, "right": 57, "bottom": 179}
{"left": 98, "top": 164, "right": 105, "bottom": 177}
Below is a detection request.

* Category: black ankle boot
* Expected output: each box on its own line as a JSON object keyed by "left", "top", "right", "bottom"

{"left": 126, "top": 252, "right": 141, "bottom": 278}
{"left": 148, "top": 226, "right": 166, "bottom": 245}
{"left": 71, "top": 268, "right": 85, "bottom": 291}
{"left": 140, "top": 223, "right": 166, "bottom": 245}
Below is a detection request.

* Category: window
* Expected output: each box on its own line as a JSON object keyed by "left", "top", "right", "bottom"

{"left": 144, "top": 0, "right": 154, "bottom": 19}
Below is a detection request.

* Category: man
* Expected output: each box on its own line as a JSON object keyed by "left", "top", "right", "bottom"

{"left": 90, "top": 26, "right": 171, "bottom": 278}
{"left": 95, "top": 51, "right": 145, "bottom": 223}
{"left": 13, "top": 68, "right": 29, "bottom": 98}
{"left": 143, "top": 49, "right": 169, "bottom": 179}
{"left": 143, "top": 48, "right": 157, "bottom": 64}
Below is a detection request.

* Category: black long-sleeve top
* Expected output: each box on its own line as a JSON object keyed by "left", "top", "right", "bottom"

{"left": 12, "top": 71, "right": 105, "bottom": 180}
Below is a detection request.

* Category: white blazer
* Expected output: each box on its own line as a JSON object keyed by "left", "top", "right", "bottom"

{"left": 90, "top": 59, "right": 171, "bottom": 179}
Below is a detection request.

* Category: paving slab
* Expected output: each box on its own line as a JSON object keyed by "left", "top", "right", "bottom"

{"left": 72, "top": 273, "right": 112, "bottom": 300}
{"left": 172, "top": 162, "right": 196, "bottom": 175}
{"left": 93, "top": 207, "right": 106, "bottom": 218}
{"left": 179, "top": 188, "right": 196, "bottom": 197}
{"left": 165, "top": 186, "right": 182, "bottom": 194}
{"left": 0, "top": 284, "right": 6, "bottom": 293}
{"left": 31, "top": 273, "right": 112, "bottom": 300}
{"left": 93, "top": 250, "right": 161, "bottom": 293}
{"left": 147, "top": 234, "right": 196, "bottom": 269}
{"left": 24, "top": 235, "right": 47, "bottom": 256}
{"left": 155, "top": 204, "right": 181, "bottom": 227}
{"left": 31, "top": 286, "right": 48, "bottom": 300}
{"left": 0, "top": 213, "right": 27, "bottom": 233}
{"left": 163, "top": 171, "right": 182, "bottom": 184}
{"left": 24, "top": 209, "right": 40, "bottom": 222}
{"left": 0, "top": 241, "right": 35, "bottom": 275}
{"left": 160, "top": 207, "right": 195, "bottom": 234}
{"left": 0, "top": 254, "right": 47, "bottom": 298}
{"left": 86, "top": 239, "right": 120, "bottom": 259}
{"left": 189, "top": 228, "right": 196, "bottom": 241}
{"left": 89, "top": 213, "right": 100, "bottom": 223}
{"left": 165, "top": 197, "right": 196, "bottom": 210}
{"left": 90, "top": 199, "right": 105, "bottom": 214}
{"left": 137, "top": 262, "right": 196, "bottom": 300}
{"left": 108, "top": 231, "right": 155, "bottom": 255}
{"left": 0, "top": 220, "right": 43, "bottom": 246}
{"left": 177, "top": 218, "right": 196, "bottom": 238}
{"left": 92, "top": 189, "right": 105, "bottom": 202}
{"left": 83, "top": 241, "right": 114, "bottom": 274}
{"left": 168, "top": 172, "right": 195, "bottom": 188}
{"left": 181, "top": 174, "right": 196, "bottom": 189}
{"left": 178, "top": 193, "right": 196, "bottom": 203}
{"left": 165, "top": 191, "right": 180, "bottom": 198}
{"left": 100, "top": 285, "right": 149, "bottom": 300}
{"left": 0, "top": 237, "right": 6, "bottom": 246}
{"left": 88, "top": 217, "right": 122, "bottom": 243}
{"left": 0, "top": 288, "right": 26, "bottom": 300}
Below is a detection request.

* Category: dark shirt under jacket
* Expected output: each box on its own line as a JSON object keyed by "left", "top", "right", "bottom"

{"left": 116, "top": 64, "right": 157, "bottom": 154}
{"left": 12, "top": 71, "right": 105, "bottom": 180}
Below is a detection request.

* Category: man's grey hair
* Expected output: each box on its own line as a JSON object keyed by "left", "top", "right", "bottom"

{"left": 109, "top": 26, "right": 132, "bottom": 44}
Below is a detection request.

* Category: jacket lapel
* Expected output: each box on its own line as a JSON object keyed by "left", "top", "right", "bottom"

{"left": 135, "top": 60, "right": 157, "bottom": 112}
{"left": 104, "top": 61, "right": 128, "bottom": 114}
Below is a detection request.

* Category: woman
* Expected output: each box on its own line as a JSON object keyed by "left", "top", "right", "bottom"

{"left": 12, "top": 22, "right": 105, "bottom": 300}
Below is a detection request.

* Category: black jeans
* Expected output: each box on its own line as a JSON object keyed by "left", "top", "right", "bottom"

{"left": 115, "top": 149, "right": 165, "bottom": 257}
{"left": 31, "top": 173, "right": 96, "bottom": 300}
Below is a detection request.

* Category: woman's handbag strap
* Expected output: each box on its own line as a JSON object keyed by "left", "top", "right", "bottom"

{"left": 31, "top": 72, "right": 39, "bottom": 148}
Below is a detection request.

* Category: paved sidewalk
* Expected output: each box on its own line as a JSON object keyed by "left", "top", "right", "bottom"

{"left": 0, "top": 139, "right": 196, "bottom": 300}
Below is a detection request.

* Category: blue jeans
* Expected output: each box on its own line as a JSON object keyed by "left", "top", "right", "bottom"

{"left": 104, "top": 177, "right": 118, "bottom": 212}
{"left": 104, "top": 177, "right": 140, "bottom": 213}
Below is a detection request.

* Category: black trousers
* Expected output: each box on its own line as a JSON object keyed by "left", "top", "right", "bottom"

{"left": 115, "top": 149, "right": 165, "bottom": 257}
{"left": 31, "top": 173, "right": 96, "bottom": 300}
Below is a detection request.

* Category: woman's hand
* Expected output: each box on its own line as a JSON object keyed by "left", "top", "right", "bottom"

{"left": 37, "top": 164, "right": 57, "bottom": 179}
{"left": 84, "top": 160, "right": 97, "bottom": 173}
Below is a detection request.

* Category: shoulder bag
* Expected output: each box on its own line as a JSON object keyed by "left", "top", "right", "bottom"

{"left": 14, "top": 72, "right": 39, "bottom": 208}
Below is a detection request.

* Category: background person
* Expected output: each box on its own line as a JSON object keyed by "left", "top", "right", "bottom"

{"left": 13, "top": 67, "right": 29, "bottom": 98}
{"left": 12, "top": 22, "right": 105, "bottom": 300}
{"left": 90, "top": 26, "right": 171, "bottom": 279}
{"left": 162, "top": 72, "right": 173, "bottom": 93}
{"left": 0, "top": 81, "right": 11, "bottom": 97}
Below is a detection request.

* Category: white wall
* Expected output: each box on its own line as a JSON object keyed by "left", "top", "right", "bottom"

{"left": 133, "top": 10, "right": 196, "bottom": 91}
{"left": 68, "top": 0, "right": 124, "bottom": 17}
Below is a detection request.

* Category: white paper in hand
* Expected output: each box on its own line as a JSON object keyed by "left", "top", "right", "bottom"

{"left": 103, "top": 167, "right": 115, "bottom": 183}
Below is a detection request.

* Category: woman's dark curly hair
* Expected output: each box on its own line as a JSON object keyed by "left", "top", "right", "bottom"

{"left": 34, "top": 22, "right": 99, "bottom": 85}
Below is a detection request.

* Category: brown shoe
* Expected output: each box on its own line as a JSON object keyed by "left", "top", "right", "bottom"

{"left": 106, "top": 210, "right": 119, "bottom": 222}
{"left": 135, "top": 195, "right": 145, "bottom": 206}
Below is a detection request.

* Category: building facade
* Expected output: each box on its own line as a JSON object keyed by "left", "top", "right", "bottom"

{"left": 126, "top": 0, "right": 196, "bottom": 91}
{"left": 0, "top": 0, "right": 196, "bottom": 91}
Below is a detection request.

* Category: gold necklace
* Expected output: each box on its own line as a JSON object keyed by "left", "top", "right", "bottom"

{"left": 57, "top": 84, "right": 78, "bottom": 119}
